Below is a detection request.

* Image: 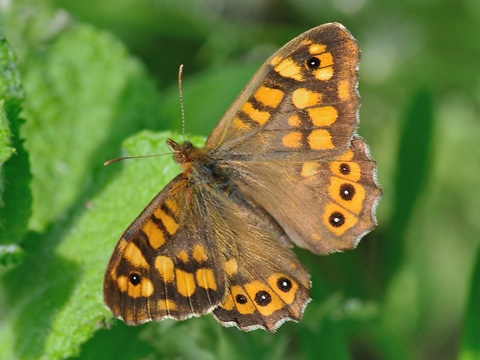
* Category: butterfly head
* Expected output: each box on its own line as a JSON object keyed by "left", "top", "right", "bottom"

{"left": 166, "top": 138, "right": 208, "bottom": 174}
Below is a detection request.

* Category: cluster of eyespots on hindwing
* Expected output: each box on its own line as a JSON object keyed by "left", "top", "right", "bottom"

{"left": 234, "top": 276, "right": 295, "bottom": 308}
{"left": 218, "top": 273, "right": 299, "bottom": 318}
{"left": 324, "top": 157, "right": 366, "bottom": 236}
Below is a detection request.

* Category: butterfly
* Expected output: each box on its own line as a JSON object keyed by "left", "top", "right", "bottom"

{"left": 103, "top": 22, "right": 381, "bottom": 332}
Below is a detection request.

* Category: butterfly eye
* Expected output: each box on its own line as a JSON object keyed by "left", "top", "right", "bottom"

{"left": 329, "top": 211, "right": 346, "bottom": 227}
{"left": 306, "top": 57, "right": 321, "bottom": 69}
{"left": 129, "top": 272, "right": 142, "bottom": 286}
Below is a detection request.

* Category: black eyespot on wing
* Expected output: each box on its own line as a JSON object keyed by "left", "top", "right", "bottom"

{"left": 329, "top": 212, "right": 345, "bottom": 227}
{"left": 307, "top": 57, "right": 320, "bottom": 69}
{"left": 277, "top": 277, "right": 292, "bottom": 292}
{"left": 236, "top": 294, "right": 248, "bottom": 304}
{"left": 340, "top": 183, "right": 355, "bottom": 201}
{"left": 255, "top": 291, "right": 272, "bottom": 306}
{"left": 340, "top": 163, "right": 351, "bottom": 175}
{"left": 129, "top": 272, "right": 141, "bottom": 286}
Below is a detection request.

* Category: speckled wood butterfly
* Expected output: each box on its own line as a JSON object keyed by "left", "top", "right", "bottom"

{"left": 104, "top": 23, "right": 381, "bottom": 332}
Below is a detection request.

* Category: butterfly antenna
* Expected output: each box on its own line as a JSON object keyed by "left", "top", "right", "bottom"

{"left": 104, "top": 153, "right": 171, "bottom": 166}
{"left": 178, "top": 64, "right": 186, "bottom": 143}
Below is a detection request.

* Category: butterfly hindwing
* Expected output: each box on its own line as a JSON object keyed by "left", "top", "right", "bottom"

{"left": 226, "top": 136, "right": 381, "bottom": 255}
{"left": 200, "top": 182, "right": 311, "bottom": 332}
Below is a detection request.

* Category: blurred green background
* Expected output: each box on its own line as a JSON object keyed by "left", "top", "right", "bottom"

{"left": 0, "top": 0, "right": 479, "bottom": 359}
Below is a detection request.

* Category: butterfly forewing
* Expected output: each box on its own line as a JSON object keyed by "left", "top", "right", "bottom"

{"left": 104, "top": 175, "right": 228, "bottom": 324}
{"left": 206, "top": 23, "right": 360, "bottom": 161}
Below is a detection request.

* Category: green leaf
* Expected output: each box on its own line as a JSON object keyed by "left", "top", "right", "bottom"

{"left": 383, "top": 89, "right": 434, "bottom": 285}
{"left": 0, "top": 26, "right": 30, "bottom": 261}
{"left": 459, "top": 247, "right": 480, "bottom": 360}
{"left": 21, "top": 24, "right": 162, "bottom": 233}
{"left": 0, "top": 101, "right": 15, "bottom": 164}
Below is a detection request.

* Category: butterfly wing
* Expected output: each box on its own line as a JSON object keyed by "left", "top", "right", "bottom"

{"left": 205, "top": 187, "right": 311, "bottom": 332}
{"left": 104, "top": 173, "right": 310, "bottom": 331}
{"left": 206, "top": 23, "right": 380, "bottom": 254}
{"left": 206, "top": 22, "right": 359, "bottom": 161}
{"left": 104, "top": 175, "right": 228, "bottom": 324}
{"left": 227, "top": 136, "right": 381, "bottom": 255}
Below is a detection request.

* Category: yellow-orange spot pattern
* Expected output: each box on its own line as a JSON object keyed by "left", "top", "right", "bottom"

{"left": 268, "top": 274, "right": 297, "bottom": 305}
{"left": 224, "top": 258, "right": 238, "bottom": 276}
{"left": 313, "top": 66, "right": 334, "bottom": 81}
{"left": 143, "top": 219, "right": 165, "bottom": 250}
{"left": 193, "top": 244, "right": 208, "bottom": 262}
{"left": 318, "top": 52, "right": 333, "bottom": 67}
{"left": 124, "top": 242, "right": 149, "bottom": 268}
{"left": 244, "top": 281, "right": 283, "bottom": 316}
{"left": 154, "top": 208, "right": 179, "bottom": 235}
{"left": 307, "top": 106, "right": 338, "bottom": 127}
{"left": 274, "top": 58, "right": 303, "bottom": 81}
{"left": 158, "top": 299, "right": 177, "bottom": 311}
{"left": 330, "top": 161, "right": 361, "bottom": 182}
{"left": 231, "top": 285, "right": 255, "bottom": 314}
{"left": 219, "top": 292, "right": 235, "bottom": 310}
{"left": 176, "top": 269, "right": 196, "bottom": 297}
{"left": 177, "top": 250, "right": 189, "bottom": 263}
{"left": 233, "top": 117, "right": 251, "bottom": 131}
{"left": 155, "top": 255, "right": 175, "bottom": 283}
{"left": 288, "top": 114, "right": 301, "bottom": 127}
{"left": 308, "top": 129, "right": 334, "bottom": 149}
{"left": 117, "top": 275, "right": 129, "bottom": 292}
{"left": 301, "top": 161, "right": 320, "bottom": 178}
{"left": 165, "top": 198, "right": 180, "bottom": 217}
{"left": 337, "top": 79, "right": 351, "bottom": 101}
{"left": 323, "top": 203, "right": 358, "bottom": 236}
{"left": 241, "top": 102, "right": 270, "bottom": 125}
{"left": 196, "top": 268, "right": 217, "bottom": 290}
{"left": 309, "top": 43, "right": 326, "bottom": 54}
{"left": 292, "top": 88, "right": 322, "bottom": 109}
{"left": 329, "top": 178, "right": 365, "bottom": 214}
{"left": 338, "top": 149, "right": 354, "bottom": 161}
{"left": 282, "top": 132, "right": 302, "bottom": 148}
{"left": 117, "top": 275, "right": 154, "bottom": 298}
{"left": 269, "top": 55, "right": 282, "bottom": 67}
{"left": 254, "top": 86, "right": 284, "bottom": 108}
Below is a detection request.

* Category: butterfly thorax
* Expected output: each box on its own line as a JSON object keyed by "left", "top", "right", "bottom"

{"left": 167, "top": 138, "right": 243, "bottom": 203}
